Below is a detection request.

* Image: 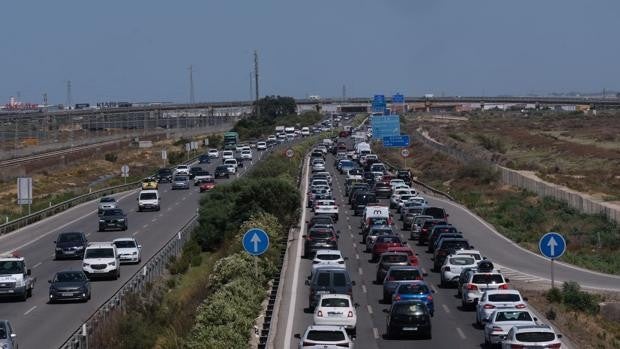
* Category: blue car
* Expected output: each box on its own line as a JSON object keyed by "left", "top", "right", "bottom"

{"left": 391, "top": 281, "right": 435, "bottom": 316}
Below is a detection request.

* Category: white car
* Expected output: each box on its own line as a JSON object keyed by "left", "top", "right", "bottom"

{"left": 223, "top": 159, "right": 238, "bottom": 173}
{"left": 112, "top": 238, "right": 142, "bottom": 264}
{"left": 207, "top": 148, "right": 219, "bottom": 158}
{"left": 313, "top": 294, "right": 357, "bottom": 335}
{"left": 501, "top": 324, "right": 563, "bottom": 349}
{"left": 311, "top": 250, "right": 346, "bottom": 276}
{"left": 314, "top": 200, "right": 339, "bottom": 221}
{"left": 440, "top": 254, "right": 478, "bottom": 287}
{"left": 484, "top": 309, "right": 538, "bottom": 346}
{"left": 256, "top": 141, "right": 267, "bottom": 150}
{"left": 453, "top": 249, "right": 484, "bottom": 261}
{"left": 461, "top": 269, "right": 509, "bottom": 308}
{"left": 82, "top": 242, "right": 120, "bottom": 280}
{"left": 241, "top": 149, "right": 252, "bottom": 160}
{"left": 312, "top": 161, "right": 326, "bottom": 172}
{"left": 267, "top": 135, "right": 277, "bottom": 142}
{"left": 98, "top": 197, "right": 118, "bottom": 215}
{"left": 311, "top": 179, "right": 330, "bottom": 189}
{"left": 301, "top": 127, "right": 310, "bottom": 136}
{"left": 222, "top": 150, "right": 234, "bottom": 160}
{"left": 476, "top": 289, "right": 528, "bottom": 325}
{"left": 405, "top": 196, "right": 427, "bottom": 206}
{"left": 389, "top": 179, "right": 406, "bottom": 189}
{"left": 295, "top": 325, "right": 354, "bottom": 349}
{"left": 174, "top": 165, "right": 189, "bottom": 176}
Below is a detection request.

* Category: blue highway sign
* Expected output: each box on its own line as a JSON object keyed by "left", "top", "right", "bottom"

{"left": 371, "top": 115, "right": 400, "bottom": 139}
{"left": 538, "top": 232, "right": 566, "bottom": 259}
{"left": 372, "top": 94, "right": 386, "bottom": 114}
{"left": 392, "top": 93, "right": 405, "bottom": 104}
{"left": 382, "top": 135, "right": 410, "bottom": 147}
{"left": 243, "top": 228, "right": 270, "bottom": 256}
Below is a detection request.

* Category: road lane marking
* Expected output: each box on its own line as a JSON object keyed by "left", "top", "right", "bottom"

{"left": 85, "top": 233, "right": 91, "bottom": 237}
{"left": 352, "top": 242, "right": 357, "bottom": 248}
{"left": 167, "top": 207, "right": 172, "bottom": 211}
{"left": 430, "top": 285, "right": 438, "bottom": 294}
{"left": 24, "top": 306, "right": 36, "bottom": 316}
{"left": 442, "top": 304, "right": 451, "bottom": 314}
{"left": 32, "top": 262, "right": 42, "bottom": 269}
{"left": 132, "top": 231, "right": 140, "bottom": 236}
{"left": 362, "top": 285, "right": 367, "bottom": 293}
{"left": 142, "top": 224, "right": 148, "bottom": 229}
{"left": 373, "top": 328, "right": 379, "bottom": 339}
{"left": 350, "top": 233, "right": 354, "bottom": 238}
{"left": 355, "top": 253, "right": 359, "bottom": 260}
{"left": 367, "top": 305, "right": 373, "bottom": 314}
{"left": 358, "top": 267, "right": 363, "bottom": 275}
{"left": 348, "top": 225, "right": 351, "bottom": 230}
{"left": 456, "top": 327, "right": 466, "bottom": 339}
{"left": 151, "top": 218, "right": 157, "bottom": 222}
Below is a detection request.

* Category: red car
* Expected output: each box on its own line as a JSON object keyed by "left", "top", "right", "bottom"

{"left": 386, "top": 246, "right": 419, "bottom": 267}
{"left": 371, "top": 235, "right": 404, "bottom": 262}
{"left": 199, "top": 179, "right": 216, "bottom": 192}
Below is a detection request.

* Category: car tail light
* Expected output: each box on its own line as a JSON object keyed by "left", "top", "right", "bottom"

{"left": 317, "top": 310, "right": 323, "bottom": 317}
{"left": 483, "top": 304, "right": 495, "bottom": 309}
{"left": 510, "top": 345, "right": 525, "bottom": 349}
{"left": 348, "top": 311, "right": 354, "bottom": 317}
{"left": 467, "top": 284, "right": 478, "bottom": 291}
{"left": 443, "top": 266, "right": 450, "bottom": 271}
{"left": 515, "top": 303, "right": 526, "bottom": 309}
{"left": 302, "top": 341, "right": 315, "bottom": 346}
{"left": 492, "top": 326, "right": 503, "bottom": 333}
{"left": 427, "top": 295, "right": 433, "bottom": 301}
{"left": 416, "top": 276, "right": 423, "bottom": 280}
{"left": 546, "top": 344, "right": 561, "bottom": 349}
{"left": 330, "top": 236, "right": 337, "bottom": 242}
{"left": 394, "top": 295, "right": 401, "bottom": 301}
{"left": 499, "top": 284, "right": 509, "bottom": 290}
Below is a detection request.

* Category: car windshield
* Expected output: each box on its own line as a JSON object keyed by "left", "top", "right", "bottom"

{"left": 114, "top": 240, "right": 137, "bottom": 248}
{"left": 398, "top": 283, "right": 429, "bottom": 295}
{"left": 58, "top": 233, "right": 83, "bottom": 242}
{"left": 382, "top": 254, "right": 408, "bottom": 263}
{"left": 306, "top": 330, "right": 345, "bottom": 341}
{"left": 217, "top": 166, "right": 228, "bottom": 171}
{"left": 434, "top": 227, "right": 457, "bottom": 235}
{"left": 321, "top": 298, "right": 350, "bottom": 307}
{"left": 440, "top": 240, "right": 470, "bottom": 250}
{"left": 55, "top": 272, "right": 86, "bottom": 282}
{"left": 449, "top": 257, "right": 475, "bottom": 266}
{"left": 0, "top": 260, "right": 25, "bottom": 274}
{"left": 143, "top": 178, "right": 154, "bottom": 182}
{"left": 370, "top": 218, "right": 388, "bottom": 225}
{"left": 316, "top": 272, "right": 331, "bottom": 287}
{"left": 85, "top": 248, "right": 114, "bottom": 258}
{"left": 389, "top": 269, "right": 420, "bottom": 280}
{"left": 174, "top": 176, "right": 188, "bottom": 181}
{"left": 140, "top": 193, "right": 157, "bottom": 200}
{"left": 515, "top": 332, "right": 556, "bottom": 342}
{"left": 100, "top": 197, "right": 115, "bottom": 203}
{"left": 317, "top": 254, "right": 340, "bottom": 261}
{"left": 378, "top": 236, "right": 401, "bottom": 244}
{"left": 102, "top": 209, "right": 123, "bottom": 216}
{"left": 394, "top": 303, "right": 425, "bottom": 315}
{"left": 472, "top": 274, "right": 505, "bottom": 284}
{"left": 488, "top": 294, "right": 521, "bottom": 302}
{"left": 371, "top": 228, "right": 392, "bottom": 236}
{"left": 495, "top": 311, "right": 533, "bottom": 322}
{"left": 158, "top": 169, "right": 171, "bottom": 175}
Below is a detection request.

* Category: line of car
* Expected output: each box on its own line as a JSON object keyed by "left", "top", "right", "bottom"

{"left": 293, "top": 133, "right": 565, "bottom": 348}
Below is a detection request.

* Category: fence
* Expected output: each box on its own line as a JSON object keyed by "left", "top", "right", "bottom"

{"left": 411, "top": 128, "right": 620, "bottom": 224}
{"left": 58, "top": 214, "right": 198, "bottom": 349}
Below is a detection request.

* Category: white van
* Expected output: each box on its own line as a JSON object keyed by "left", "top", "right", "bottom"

{"left": 301, "top": 127, "right": 310, "bottom": 136}
{"left": 138, "top": 189, "right": 160, "bottom": 212}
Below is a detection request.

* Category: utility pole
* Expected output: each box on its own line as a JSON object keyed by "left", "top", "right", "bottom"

{"left": 189, "top": 65, "right": 195, "bottom": 104}
{"left": 342, "top": 85, "right": 346, "bottom": 102}
{"left": 254, "top": 50, "right": 260, "bottom": 118}
{"left": 66, "top": 80, "right": 72, "bottom": 109}
{"left": 249, "top": 71, "right": 254, "bottom": 101}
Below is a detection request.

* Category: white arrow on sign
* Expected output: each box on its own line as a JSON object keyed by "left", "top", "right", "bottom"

{"left": 250, "top": 233, "right": 262, "bottom": 253}
{"left": 547, "top": 237, "right": 558, "bottom": 256}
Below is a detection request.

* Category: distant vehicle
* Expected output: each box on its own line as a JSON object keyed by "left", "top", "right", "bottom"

{"left": 98, "top": 208, "right": 128, "bottom": 231}
{"left": 214, "top": 165, "right": 230, "bottom": 178}
{"left": 54, "top": 232, "right": 88, "bottom": 260}
{"left": 199, "top": 176, "right": 216, "bottom": 192}
{"left": 113, "top": 237, "right": 142, "bottom": 264}
{"left": 223, "top": 159, "right": 238, "bottom": 173}
{"left": 306, "top": 267, "right": 355, "bottom": 309}
{"left": 0, "top": 253, "right": 34, "bottom": 301}
{"left": 382, "top": 266, "right": 425, "bottom": 302}
{"left": 303, "top": 226, "right": 338, "bottom": 258}
{"left": 392, "top": 281, "right": 435, "bottom": 316}
{"left": 256, "top": 141, "right": 267, "bottom": 150}
{"left": 141, "top": 177, "right": 158, "bottom": 190}
{"left": 156, "top": 168, "right": 173, "bottom": 183}
{"left": 0, "top": 319, "right": 18, "bottom": 349}
{"left": 97, "top": 197, "right": 118, "bottom": 216}
{"left": 308, "top": 95, "right": 321, "bottom": 101}
{"left": 137, "top": 189, "right": 160, "bottom": 211}
{"left": 222, "top": 150, "right": 234, "bottom": 160}
{"left": 193, "top": 171, "right": 211, "bottom": 185}
{"left": 198, "top": 154, "right": 210, "bottom": 164}
{"left": 223, "top": 131, "right": 239, "bottom": 150}
{"left": 483, "top": 309, "right": 538, "bottom": 346}
{"left": 189, "top": 166, "right": 204, "bottom": 179}
{"left": 171, "top": 175, "right": 190, "bottom": 190}
{"left": 240, "top": 149, "right": 252, "bottom": 160}
{"left": 174, "top": 165, "right": 190, "bottom": 176}
{"left": 476, "top": 289, "right": 528, "bottom": 325}
{"left": 48, "top": 270, "right": 91, "bottom": 303}
{"left": 383, "top": 300, "right": 432, "bottom": 339}
{"left": 82, "top": 242, "right": 120, "bottom": 280}
{"left": 301, "top": 127, "right": 310, "bottom": 136}
{"left": 311, "top": 250, "right": 346, "bottom": 276}
{"left": 207, "top": 148, "right": 219, "bottom": 158}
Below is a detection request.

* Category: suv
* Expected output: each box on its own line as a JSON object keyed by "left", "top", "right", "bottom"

{"left": 97, "top": 197, "right": 117, "bottom": 216}
{"left": 384, "top": 300, "right": 432, "bottom": 339}
{"left": 417, "top": 219, "right": 448, "bottom": 245}
{"left": 156, "top": 168, "right": 173, "bottom": 183}
{"left": 306, "top": 267, "right": 355, "bottom": 309}
{"left": 461, "top": 261, "right": 509, "bottom": 308}
{"left": 421, "top": 206, "right": 449, "bottom": 221}
{"left": 82, "top": 242, "right": 120, "bottom": 280}
{"left": 294, "top": 325, "right": 354, "bottom": 349}
{"left": 54, "top": 232, "right": 88, "bottom": 259}
{"left": 137, "top": 189, "right": 160, "bottom": 211}
{"left": 98, "top": 208, "right": 128, "bottom": 231}
{"left": 0, "top": 253, "right": 34, "bottom": 301}
{"left": 174, "top": 165, "right": 190, "bottom": 176}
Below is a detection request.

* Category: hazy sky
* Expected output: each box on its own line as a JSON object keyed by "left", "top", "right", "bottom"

{"left": 1, "top": 0, "right": 619, "bottom": 104}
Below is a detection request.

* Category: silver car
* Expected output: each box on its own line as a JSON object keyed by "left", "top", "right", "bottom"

{"left": 0, "top": 320, "right": 17, "bottom": 349}
{"left": 171, "top": 175, "right": 190, "bottom": 190}
{"left": 98, "top": 196, "right": 118, "bottom": 216}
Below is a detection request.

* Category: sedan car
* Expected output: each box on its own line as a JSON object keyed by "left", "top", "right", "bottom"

{"left": 48, "top": 270, "right": 91, "bottom": 303}
{"left": 476, "top": 289, "right": 528, "bottom": 325}
{"left": 392, "top": 281, "right": 435, "bottom": 316}
{"left": 113, "top": 238, "right": 142, "bottom": 264}
{"left": 313, "top": 294, "right": 357, "bottom": 336}
{"left": 500, "top": 324, "right": 562, "bottom": 349}
{"left": 97, "top": 196, "right": 117, "bottom": 216}
{"left": 295, "top": 325, "right": 354, "bottom": 349}
{"left": 207, "top": 148, "right": 219, "bottom": 158}
{"left": 54, "top": 231, "right": 88, "bottom": 260}
{"left": 171, "top": 175, "right": 190, "bottom": 190}
{"left": 98, "top": 208, "right": 128, "bottom": 231}
{"left": 383, "top": 300, "right": 432, "bottom": 339}
{"left": 483, "top": 309, "right": 538, "bottom": 346}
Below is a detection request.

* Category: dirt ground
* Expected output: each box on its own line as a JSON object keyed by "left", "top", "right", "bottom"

{"left": 414, "top": 110, "right": 620, "bottom": 200}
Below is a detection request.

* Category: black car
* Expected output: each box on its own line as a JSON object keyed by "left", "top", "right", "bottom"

{"left": 48, "top": 271, "right": 91, "bottom": 303}
{"left": 198, "top": 154, "right": 210, "bottom": 164}
{"left": 427, "top": 225, "right": 458, "bottom": 253}
{"left": 373, "top": 182, "right": 393, "bottom": 199}
{"left": 54, "top": 232, "right": 88, "bottom": 260}
{"left": 384, "top": 300, "right": 432, "bottom": 339}
{"left": 352, "top": 192, "right": 378, "bottom": 216}
{"left": 432, "top": 238, "right": 471, "bottom": 271}
{"left": 396, "top": 170, "right": 413, "bottom": 186}
{"left": 156, "top": 168, "right": 173, "bottom": 183}
{"left": 98, "top": 208, "right": 128, "bottom": 231}
{"left": 235, "top": 157, "right": 245, "bottom": 167}
{"left": 214, "top": 165, "right": 230, "bottom": 178}
{"left": 303, "top": 227, "right": 339, "bottom": 258}
{"left": 189, "top": 166, "right": 204, "bottom": 179}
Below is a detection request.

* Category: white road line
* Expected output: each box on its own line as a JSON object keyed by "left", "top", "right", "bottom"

{"left": 132, "top": 231, "right": 140, "bottom": 236}
{"left": 350, "top": 233, "right": 354, "bottom": 238}
{"left": 32, "top": 262, "right": 42, "bottom": 269}
{"left": 348, "top": 225, "right": 352, "bottom": 230}
{"left": 355, "top": 253, "right": 360, "bottom": 260}
{"left": 442, "top": 304, "right": 451, "bottom": 314}
{"left": 362, "top": 285, "right": 367, "bottom": 293}
{"left": 85, "top": 233, "right": 91, "bottom": 237}
{"left": 167, "top": 207, "right": 172, "bottom": 211}
{"left": 151, "top": 218, "right": 157, "bottom": 223}
{"left": 430, "top": 285, "right": 438, "bottom": 294}
{"left": 352, "top": 242, "right": 357, "bottom": 248}
{"left": 346, "top": 216, "right": 350, "bottom": 221}
{"left": 24, "top": 306, "right": 36, "bottom": 316}
{"left": 358, "top": 267, "right": 363, "bottom": 275}
{"left": 367, "top": 305, "right": 373, "bottom": 314}
{"left": 456, "top": 327, "right": 466, "bottom": 339}
{"left": 142, "top": 224, "right": 148, "bottom": 229}
{"left": 372, "top": 328, "right": 379, "bottom": 339}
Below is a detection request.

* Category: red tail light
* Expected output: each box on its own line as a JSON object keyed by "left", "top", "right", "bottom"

{"left": 348, "top": 311, "right": 354, "bottom": 317}
{"left": 416, "top": 276, "right": 422, "bottom": 280}
{"left": 394, "top": 295, "right": 401, "bottom": 301}
{"left": 330, "top": 236, "right": 337, "bottom": 242}
{"left": 499, "top": 284, "right": 509, "bottom": 290}
{"left": 427, "top": 295, "right": 433, "bottom": 301}
{"left": 483, "top": 304, "right": 495, "bottom": 309}
{"left": 491, "top": 326, "right": 503, "bottom": 332}
{"left": 515, "top": 303, "right": 527, "bottom": 309}
{"left": 466, "top": 284, "right": 478, "bottom": 291}
{"left": 317, "top": 310, "right": 323, "bottom": 317}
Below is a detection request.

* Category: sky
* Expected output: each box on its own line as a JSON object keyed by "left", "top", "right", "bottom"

{"left": 1, "top": 0, "right": 619, "bottom": 104}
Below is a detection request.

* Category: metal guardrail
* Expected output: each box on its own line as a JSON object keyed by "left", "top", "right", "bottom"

{"left": 58, "top": 214, "right": 198, "bottom": 349}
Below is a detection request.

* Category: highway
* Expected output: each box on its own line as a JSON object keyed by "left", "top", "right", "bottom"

{"left": 275, "top": 137, "right": 618, "bottom": 348}
{"left": 0, "top": 148, "right": 262, "bottom": 349}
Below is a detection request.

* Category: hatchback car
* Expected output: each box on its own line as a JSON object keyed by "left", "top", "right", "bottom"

{"left": 392, "top": 281, "right": 435, "bottom": 316}
{"left": 54, "top": 232, "right": 88, "bottom": 260}
{"left": 371, "top": 235, "right": 405, "bottom": 262}
{"left": 207, "top": 148, "right": 219, "bottom": 158}
{"left": 295, "top": 325, "right": 354, "bottom": 349}
{"left": 375, "top": 252, "right": 411, "bottom": 284}
{"left": 500, "top": 324, "right": 562, "bottom": 349}
{"left": 214, "top": 165, "right": 230, "bottom": 178}
{"left": 476, "top": 289, "right": 528, "bottom": 325}
{"left": 483, "top": 309, "right": 538, "bottom": 346}
{"left": 48, "top": 270, "right": 91, "bottom": 303}
{"left": 98, "top": 208, "right": 128, "bottom": 231}
{"left": 440, "top": 254, "right": 477, "bottom": 287}
{"left": 383, "top": 300, "right": 432, "bottom": 339}
{"left": 112, "top": 238, "right": 142, "bottom": 264}
{"left": 313, "top": 294, "right": 357, "bottom": 336}
{"left": 171, "top": 175, "right": 190, "bottom": 190}
{"left": 303, "top": 227, "right": 339, "bottom": 259}
{"left": 311, "top": 249, "right": 346, "bottom": 276}
{"left": 382, "top": 266, "right": 425, "bottom": 302}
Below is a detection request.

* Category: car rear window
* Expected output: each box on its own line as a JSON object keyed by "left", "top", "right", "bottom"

{"left": 140, "top": 193, "right": 157, "bottom": 200}
{"left": 495, "top": 311, "right": 533, "bottom": 322}
{"left": 389, "top": 269, "right": 421, "bottom": 280}
{"left": 307, "top": 330, "right": 345, "bottom": 341}
{"left": 434, "top": 227, "right": 457, "bottom": 234}
{"left": 309, "top": 230, "right": 333, "bottom": 239}
{"left": 316, "top": 272, "right": 331, "bottom": 287}
{"left": 100, "top": 197, "right": 115, "bottom": 203}
{"left": 174, "top": 176, "right": 189, "bottom": 181}
{"left": 317, "top": 254, "right": 340, "bottom": 261}
{"left": 515, "top": 332, "right": 556, "bottom": 342}
{"left": 397, "top": 284, "right": 429, "bottom": 294}
{"left": 102, "top": 209, "right": 123, "bottom": 216}
{"left": 424, "top": 207, "right": 447, "bottom": 219}
{"left": 321, "top": 298, "right": 350, "bottom": 307}
{"left": 488, "top": 294, "right": 521, "bottom": 302}
{"left": 377, "top": 236, "right": 401, "bottom": 244}
{"left": 382, "top": 254, "right": 408, "bottom": 263}
{"left": 440, "top": 240, "right": 470, "bottom": 250}
{"left": 370, "top": 218, "right": 389, "bottom": 226}
{"left": 449, "top": 257, "right": 475, "bottom": 265}
{"left": 333, "top": 273, "right": 347, "bottom": 287}
{"left": 472, "top": 274, "right": 505, "bottom": 284}
{"left": 394, "top": 303, "right": 425, "bottom": 315}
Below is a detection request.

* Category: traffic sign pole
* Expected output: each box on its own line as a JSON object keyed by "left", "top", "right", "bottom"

{"left": 538, "top": 232, "right": 566, "bottom": 289}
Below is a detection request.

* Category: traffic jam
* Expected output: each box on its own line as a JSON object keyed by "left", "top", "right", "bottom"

{"left": 293, "top": 129, "right": 564, "bottom": 348}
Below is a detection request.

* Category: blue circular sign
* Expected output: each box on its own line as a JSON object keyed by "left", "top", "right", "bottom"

{"left": 538, "top": 232, "right": 566, "bottom": 259}
{"left": 242, "top": 228, "right": 270, "bottom": 256}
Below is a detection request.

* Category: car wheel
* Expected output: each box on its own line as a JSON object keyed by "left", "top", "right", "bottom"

{"left": 138, "top": 207, "right": 142, "bottom": 212}
{"left": 440, "top": 277, "right": 446, "bottom": 288}
{"left": 123, "top": 225, "right": 128, "bottom": 231}
{"left": 27, "top": 287, "right": 32, "bottom": 297}
{"left": 98, "top": 226, "right": 103, "bottom": 232}
{"left": 383, "top": 292, "right": 390, "bottom": 303}
{"left": 20, "top": 291, "right": 27, "bottom": 302}
{"left": 424, "top": 329, "right": 432, "bottom": 340}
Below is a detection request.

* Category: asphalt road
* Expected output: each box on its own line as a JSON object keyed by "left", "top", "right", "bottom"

{"left": 0, "top": 148, "right": 265, "bottom": 349}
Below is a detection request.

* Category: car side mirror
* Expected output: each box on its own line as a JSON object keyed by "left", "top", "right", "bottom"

{"left": 27, "top": 269, "right": 31, "bottom": 276}
{"left": 534, "top": 317, "right": 538, "bottom": 322}
{"left": 10, "top": 333, "right": 16, "bottom": 339}
{"left": 302, "top": 235, "right": 307, "bottom": 239}
{"left": 557, "top": 334, "right": 563, "bottom": 338}
{"left": 48, "top": 280, "right": 51, "bottom": 283}
{"left": 138, "top": 245, "right": 142, "bottom": 249}
{"left": 382, "top": 309, "right": 389, "bottom": 314}
{"left": 294, "top": 333, "right": 301, "bottom": 339}
{"left": 483, "top": 256, "right": 488, "bottom": 260}
{"left": 523, "top": 297, "right": 528, "bottom": 301}
{"left": 354, "top": 303, "right": 360, "bottom": 308}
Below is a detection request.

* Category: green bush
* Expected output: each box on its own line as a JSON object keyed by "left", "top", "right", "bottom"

{"left": 561, "top": 281, "right": 599, "bottom": 314}
{"left": 475, "top": 134, "right": 507, "bottom": 153}
{"left": 104, "top": 153, "right": 118, "bottom": 162}
{"left": 546, "top": 287, "right": 562, "bottom": 303}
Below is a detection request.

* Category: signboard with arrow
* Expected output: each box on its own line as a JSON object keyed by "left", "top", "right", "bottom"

{"left": 242, "top": 228, "right": 269, "bottom": 256}
{"left": 538, "top": 232, "right": 566, "bottom": 289}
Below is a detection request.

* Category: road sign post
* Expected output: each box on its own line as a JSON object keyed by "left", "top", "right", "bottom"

{"left": 17, "top": 177, "right": 33, "bottom": 215}
{"left": 538, "top": 232, "right": 566, "bottom": 289}
{"left": 285, "top": 148, "right": 294, "bottom": 159}
{"left": 242, "top": 228, "right": 270, "bottom": 278}
{"left": 121, "top": 165, "right": 129, "bottom": 184}
{"left": 401, "top": 148, "right": 410, "bottom": 169}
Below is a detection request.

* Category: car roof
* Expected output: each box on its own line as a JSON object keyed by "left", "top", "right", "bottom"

{"left": 113, "top": 237, "right": 136, "bottom": 242}
{"left": 387, "top": 265, "right": 420, "bottom": 271}
{"left": 86, "top": 242, "right": 115, "bottom": 248}
{"left": 315, "top": 249, "right": 341, "bottom": 255}
{"left": 305, "top": 325, "right": 347, "bottom": 332}
{"left": 381, "top": 252, "right": 408, "bottom": 258}
{"left": 512, "top": 324, "right": 554, "bottom": 332}
{"left": 483, "top": 289, "right": 521, "bottom": 296}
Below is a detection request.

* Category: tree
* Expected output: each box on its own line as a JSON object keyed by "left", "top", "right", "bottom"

{"left": 253, "top": 95, "right": 296, "bottom": 119}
